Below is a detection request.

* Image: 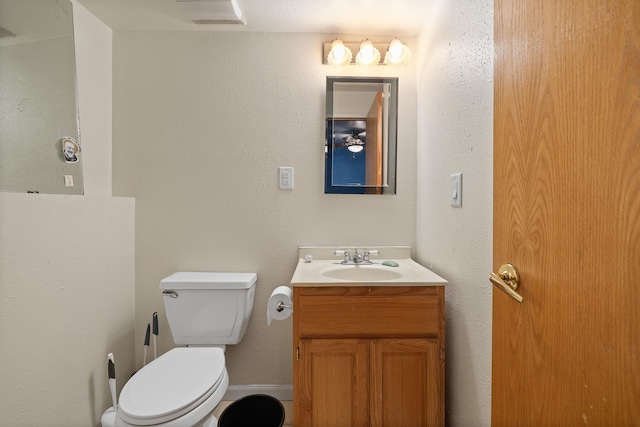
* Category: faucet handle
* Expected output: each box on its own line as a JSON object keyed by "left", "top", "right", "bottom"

{"left": 334, "top": 250, "right": 350, "bottom": 262}
{"left": 363, "top": 249, "right": 379, "bottom": 262}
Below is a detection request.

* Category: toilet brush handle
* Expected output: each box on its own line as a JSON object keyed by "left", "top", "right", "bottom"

{"left": 107, "top": 353, "right": 118, "bottom": 411}
{"left": 152, "top": 313, "right": 158, "bottom": 359}
{"left": 143, "top": 323, "right": 150, "bottom": 366}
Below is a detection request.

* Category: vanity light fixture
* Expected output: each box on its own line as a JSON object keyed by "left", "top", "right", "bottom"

{"left": 323, "top": 38, "right": 410, "bottom": 67}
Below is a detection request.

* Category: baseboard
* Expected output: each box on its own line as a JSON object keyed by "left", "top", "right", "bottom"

{"left": 223, "top": 384, "right": 293, "bottom": 401}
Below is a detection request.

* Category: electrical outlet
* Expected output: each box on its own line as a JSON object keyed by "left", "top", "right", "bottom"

{"left": 279, "top": 167, "right": 294, "bottom": 190}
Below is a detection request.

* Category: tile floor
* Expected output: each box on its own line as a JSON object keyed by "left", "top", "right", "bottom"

{"left": 214, "top": 400, "right": 293, "bottom": 426}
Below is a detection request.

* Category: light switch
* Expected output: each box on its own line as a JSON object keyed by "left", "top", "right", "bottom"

{"left": 451, "top": 173, "right": 462, "bottom": 207}
{"left": 64, "top": 175, "right": 74, "bottom": 187}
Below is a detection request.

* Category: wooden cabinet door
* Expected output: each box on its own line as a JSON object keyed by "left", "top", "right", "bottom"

{"left": 296, "top": 338, "right": 369, "bottom": 427}
{"left": 370, "top": 338, "right": 443, "bottom": 427}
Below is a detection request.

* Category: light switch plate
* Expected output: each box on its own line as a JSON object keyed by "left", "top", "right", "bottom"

{"left": 451, "top": 173, "right": 462, "bottom": 207}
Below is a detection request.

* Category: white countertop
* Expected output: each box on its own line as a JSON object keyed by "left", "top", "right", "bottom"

{"left": 290, "top": 246, "right": 447, "bottom": 287}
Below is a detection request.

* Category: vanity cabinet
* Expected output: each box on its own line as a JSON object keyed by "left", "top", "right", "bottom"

{"left": 293, "top": 286, "right": 445, "bottom": 427}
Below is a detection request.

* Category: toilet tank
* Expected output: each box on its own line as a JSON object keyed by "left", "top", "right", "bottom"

{"left": 160, "top": 272, "right": 256, "bottom": 345}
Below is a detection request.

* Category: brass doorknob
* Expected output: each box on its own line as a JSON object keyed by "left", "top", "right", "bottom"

{"left": 489, "top": 263, "right": 523, "bottom": 303}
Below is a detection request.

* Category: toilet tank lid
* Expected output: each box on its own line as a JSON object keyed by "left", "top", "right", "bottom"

{"left": 160, "top": 272, "right": 257, "bottom": 290}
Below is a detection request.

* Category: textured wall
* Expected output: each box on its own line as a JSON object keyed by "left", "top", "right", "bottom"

{"left": 0, "top": 193, "right": 135, "bottom": 426}
{"left": 415, "top": 0, "right": 494, "bottom": 426}
{"left": 0, "top": 4, "right": 136, "bottom": 426}
{"left": 74, "top": 0, "right": 113, "bottom": 197}
{"left": 112, "top": 31, "right": 418, "bottom": 386}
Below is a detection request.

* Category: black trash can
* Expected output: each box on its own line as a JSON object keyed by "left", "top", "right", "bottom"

{"left": 217, "top": 394, "right": 285, "bottom": 427}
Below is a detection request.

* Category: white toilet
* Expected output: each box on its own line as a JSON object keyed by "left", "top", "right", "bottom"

{"left": 111, "top": 272, "right": 257, "bottom": 427}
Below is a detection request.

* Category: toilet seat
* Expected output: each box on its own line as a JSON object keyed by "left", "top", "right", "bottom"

{"left": 118, "top": 347, "right": 226, "bottom": 426}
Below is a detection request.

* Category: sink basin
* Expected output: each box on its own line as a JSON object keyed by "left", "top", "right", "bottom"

{"left": 321, "top": 265, "right": 404, "bottom": 281}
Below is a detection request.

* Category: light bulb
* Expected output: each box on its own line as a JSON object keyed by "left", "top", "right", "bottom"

{"left": 327, "top": 39, "right": 352, "bottom": 66}
{"left": 384, "top": 38, "right": 411, "bottom": 66}
{"left": 388, "top": 38, "right": 403, "bottom": 59}
{"left": 361, "top": 40, "right": 374, "bottom": 60}
{"left": 331, "top": 40, "right": 345, "bottom": 60}
{"left": 356, "top": 39, "right": 380, "bottom": 67}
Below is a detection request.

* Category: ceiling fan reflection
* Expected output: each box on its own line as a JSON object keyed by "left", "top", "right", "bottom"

{"left": 335, "top": 129, "right": 366, "bottom": 153}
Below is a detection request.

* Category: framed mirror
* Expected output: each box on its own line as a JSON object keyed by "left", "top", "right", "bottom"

{"left": 325, "top": 76, "right": 398, "bottom": 195}
{"left": 0, "top": 0, "right": 83, "bottom": 195}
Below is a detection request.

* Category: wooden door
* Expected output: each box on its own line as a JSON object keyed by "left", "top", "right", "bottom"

{"left": 370, "top": 338, "right": 443, "bottom": 427}
{"left": 493, "top": 1, "right": 640, "bottom": 425}
{"left": 297, "top": 339, "right": 369, "bottom": 427}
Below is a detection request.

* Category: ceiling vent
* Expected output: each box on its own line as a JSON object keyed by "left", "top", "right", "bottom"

{"left": 177, "top": 0, "right": 245, "bottom": 25}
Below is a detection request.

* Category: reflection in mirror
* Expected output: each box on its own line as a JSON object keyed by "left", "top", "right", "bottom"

{"left": 325, "top": 77, "right": 397, "bottom": 195}
{"left": 0, "top": 0, "right": 83, "bottom": 195}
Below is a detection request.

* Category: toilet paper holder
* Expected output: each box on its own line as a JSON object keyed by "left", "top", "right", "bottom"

{"left": 276, "top": 301, "right": 292, "bottom": 312}
{"left": 268, "top": 286, "right": 293, "bottom": 326}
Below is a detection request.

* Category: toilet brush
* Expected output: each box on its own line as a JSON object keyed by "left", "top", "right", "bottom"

{"left": 152, "top": 312, "right": 158, "bottom": 360}
{"left": 143, "top": 323, "right": 150, "bottom": 366}
{"left": 107, "top": 353, "right": 118, "bottom": 411}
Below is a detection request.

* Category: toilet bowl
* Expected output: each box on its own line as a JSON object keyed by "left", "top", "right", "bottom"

{"left": 114, "top": 347, "right": 228, "bottom": 427}
{"left": 102, "top": 272, "right": 256, "bottom": 427}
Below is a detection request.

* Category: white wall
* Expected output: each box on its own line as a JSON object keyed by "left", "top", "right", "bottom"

{"left": 112, "top": 31, "right": 418, "bottom": 386}
{"left": 415, "top": 0, "right": 494, "bottom": 425}
{"left": 0, "top": 194, "right": 135, "bottom": 426}
{"left": 73, "top": 0, "right": 113, "bottom": 197}
{"left": 0, "top": 4, "right": 136, "bottom": 426}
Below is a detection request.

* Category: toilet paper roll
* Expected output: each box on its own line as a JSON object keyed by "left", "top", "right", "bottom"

{"left": 267, "top": 286, "right": 293, "bottom": 326}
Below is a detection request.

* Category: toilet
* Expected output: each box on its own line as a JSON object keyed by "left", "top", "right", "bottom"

{"left": 109, "top": 272, "right": 257, "bottom": 427}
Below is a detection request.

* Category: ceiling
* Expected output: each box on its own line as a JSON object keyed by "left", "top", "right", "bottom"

{"left": 75, "top": 0, "right": 432, "bottom": 36}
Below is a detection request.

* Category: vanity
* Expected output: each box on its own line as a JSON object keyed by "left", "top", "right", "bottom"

{"left": 290, "top": 246, "right": 447, "bottom": 427}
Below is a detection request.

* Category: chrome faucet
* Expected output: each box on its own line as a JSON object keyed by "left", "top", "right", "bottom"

{"left": 335, "top": 249, "right": 379, "bottom": 265}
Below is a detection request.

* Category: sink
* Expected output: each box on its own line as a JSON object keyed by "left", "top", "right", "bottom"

{"left": 290, "top": 246, "right": 448, "bottom": 287}
{"left": 321, "top": 265, "right": 404, "bottom": 281}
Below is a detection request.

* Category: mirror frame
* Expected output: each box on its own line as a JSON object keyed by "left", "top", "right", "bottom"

{"left": 325, "top": 76, "right": 398, "bottom": 195}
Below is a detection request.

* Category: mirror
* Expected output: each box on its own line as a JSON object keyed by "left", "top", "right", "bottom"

{"left": 325, "top": 76, "right": 397, "bottom": 195}
{"left": 0, "top": 0, "right": 83, "bottom": 195}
